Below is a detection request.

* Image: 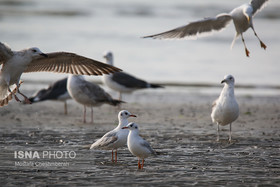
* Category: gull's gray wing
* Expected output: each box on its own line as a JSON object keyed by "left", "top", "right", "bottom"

{"left": 141, "top": 140, "right": 155, "bottom": 155}
{"left": 81, "top": 80, "right": 115, "bottom": 104}
{"left": 112, "top": 72, "right": 148, "bottom": 88}
{"left": 143, "top": 14, "right": 232, "bottom": 39}
{"left": 25, "top": 52, "right": 121, "bottom": 75}
{"left": 0, "top": 42, "right": 13, "bottom": 64}
{"left": 90, "top": 131, "right": 118, "bottom": 149}
{"left": 250, "top": 0, "right": 269, "bottom": 16}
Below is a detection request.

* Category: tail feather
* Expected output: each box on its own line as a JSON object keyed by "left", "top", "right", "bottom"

{"left": 110, "top": 99, "right": 125, "bottom": 106}
{"left": 149, "top": 83, "right": 164, "bottom": 88}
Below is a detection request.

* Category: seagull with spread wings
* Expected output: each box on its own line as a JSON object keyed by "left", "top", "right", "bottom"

{"left": 144, "top": 0, "right": 269, "bottom": 57}
{"left": 0, "top": 42, "right": 121, "bottom": 107}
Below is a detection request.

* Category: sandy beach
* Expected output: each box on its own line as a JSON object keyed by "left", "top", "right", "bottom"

{"left": 0, "top": 85, "right": 279, "bottom": 186}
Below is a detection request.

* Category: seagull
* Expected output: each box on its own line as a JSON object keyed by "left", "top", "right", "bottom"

{"left": 103, "top": 51, "right": 163, "bottom": 100}
{"left": 122, "top": 122, "right": 155, "bottom": 169}
{"left": 0, "top": 42, "right": 121, "bottom": 107}
{"left": 27, "top": 77, "right": 71, "bottom": 115}
{"left": 143, "top": 0, "right": 269, "bottom": 57}
{"left": 211, "top": 75, "right": 239, "bottom": 142}
{"left": 90, "top": 110, "right": 137, "bottom": 163}
{"left": 67, "top": 74, "right": 123, "bottom": 123}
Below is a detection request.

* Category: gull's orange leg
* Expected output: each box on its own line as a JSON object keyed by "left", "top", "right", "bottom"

{"left": 241, "top": 33, "right": 250, "bottom": 57}
{"left": 141, "top": 159, "right": 145, "bottom": 169}
{"left": 115, "top": 150, "right": 117, "bottom": 163}
{"left": 111, "top": 150, "right": 114, "bottom": 163}
{"left": 138, "top": 159, "right": 141, "bottom": 169}
{"left": 252, "top": 27, "right": 267, "bottom": 50}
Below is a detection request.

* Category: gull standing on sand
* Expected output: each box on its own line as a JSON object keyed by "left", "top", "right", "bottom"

{"left": 0, "top": 42, "right": 121, "bottom": 107}
{"left": 67, "top": 74, "right": 123, "bottom": 123}
{"left": 122, "top": 122, "right": 155, "bottom": 169}
{"left": 211, "top": 75, "right": 239, "bottom": 142}
{"left": 90, "top": 110, "right": 137, "bottom": 163}
{"left": 103, "top": 51, "right": 163, "bottom": 100}
{"left": 143, "top": 0, "right": 269, "bottom": 57}
{"left": 27, "top": 77, "right": 71, "bottom": 115}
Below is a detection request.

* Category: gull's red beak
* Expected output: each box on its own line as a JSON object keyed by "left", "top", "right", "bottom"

{"left": 122, "top": 127, "right": 128, "bottom": 129}
{"left": 129, "top": 114, "right": 137, "bottom": 118}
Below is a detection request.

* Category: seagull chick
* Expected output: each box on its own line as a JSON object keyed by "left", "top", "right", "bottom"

{"left": 211, "top": 75, "right": 239, "bottom": 142}
{"left": 0, "top": 42, "right": 121, "bottom": 107}
{"left": 67, "top": 74, "right": 123, "bottom": 123}
{"left": 143, "top": 0, "right": 269, "bottom": 57}
{"left": 103, "top": 51, "right": 163, "bottom": 100}
{"left": 90, "top": 110, "right": 136, "bottom": 163}
{"left": 122, "top": 122, "right": 155, "bottom": 169}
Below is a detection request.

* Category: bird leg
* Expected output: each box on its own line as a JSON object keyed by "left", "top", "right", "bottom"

{"left": 111, "top": 150, "right": 114, "bottom": 163}
{"left": 91, "top": 107, "right": 93, "bottom": 124}
{"left": 138, "top": 159, "right": 141, "bottom": 169}
{"left": 252, "top": 27, "right": 266, "bottom": 50}
{"left": 83, "top": 105, "right": 87, "bottom": 123}
{"left": 229, "top": 123, "right": 232, "bottom": 143}
{"left": 8, "top": 87, "right": 21, "bottom": 102}
{"left": 241, "top": 33, "right": 250, "bottom": 57}
{"left": 115, "top": 150, "right": 117, "bottom": 163}
{"left": 141, "top": 159, "right": 145, "bottom": 169}
{"left": 64, "top": 101, "right": 68, "bottom": 115}
{"left": 17, "top": 89, "right": 32, "bottom": 104}
{"left": 216, "top": 123, "right": 220, "bottom": 142}
{"left": 118, "top": 92, "right": 122, "bottom": 101}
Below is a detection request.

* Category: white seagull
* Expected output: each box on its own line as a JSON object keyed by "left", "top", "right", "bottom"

{"left": 27, "top": 77, "right": 71, "bottom": 115}
{"left": 90, "top": 110, "right": 137, "bottom": 163}
{"left": 143, "top": 0, "right": 269, "bottom": 57}
{"left": 103, "top": 51, "right": 163, "bottom": 100}
{"left": 67, "top": 74, "right": 123, "bottom": 123}
{"left": 0, "top": 42, "right": 121, "bottom": 107}
{"left": 211, "top": 75, "right": 239, "bottom": 142}
{"left": 122, "top": 122, "right": 155, "bottom": 169}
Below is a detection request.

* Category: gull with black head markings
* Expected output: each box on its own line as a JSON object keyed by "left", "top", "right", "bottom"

{"left": 90, "top": 110, "right": 136, "bottom": 163}
{"left": 122, "top": 122, "right": 155, "bottom": 169}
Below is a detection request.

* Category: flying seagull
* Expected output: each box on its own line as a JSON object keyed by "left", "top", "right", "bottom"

{"left": 211, "top": 75, "right": 239, "bottom": 142}
{"left": 103, "top": 51, "right": 163, "bottom": 100}
{"left": 90, "top": 110, "right": 137, "bottom": 163}
{"left": 122, "top": 122, "right": 156, "bottom": 169}
{"left": 0, "top": 42, "right": 121, "bottom": 107}
{"left": 143, "top": 0, "right": 269, "bottom": 57}
{"left": 27, "top": 77, "right": 71, "bottom": 115}
{"left": 67, "top": 74, "right": 123, "bottom": 123}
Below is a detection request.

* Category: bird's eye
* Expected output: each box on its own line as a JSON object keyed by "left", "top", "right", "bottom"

{"left": 130, "top": 124, "right": 133, "bottom": 127}
{"left": 32, "top": 49, "right": 37, "bottom": 52}
{"left": 125, "top": 112, "right": 128, "bottom": 115}
{"left": 135, "top": 126, "right": 138, "bottom": 129}
{"left": 121, "top": 113, "right": 123, "bottom": 116}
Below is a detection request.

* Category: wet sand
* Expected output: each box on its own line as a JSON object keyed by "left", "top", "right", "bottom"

{"left": 0, "top": 88, "right": 279, "bottom": 186}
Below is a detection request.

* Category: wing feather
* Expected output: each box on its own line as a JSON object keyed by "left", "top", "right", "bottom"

{"left": 250, "top": 0, "right": 269, "bottom": 16}
{"left": 24, "top": 52, "right": 121, "bottom": 75}
{"left": 0, "top": 42, "right": 13, "bottom": 64}
{"left": 143, "top": 14, "right": 232, "bottom": 40}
